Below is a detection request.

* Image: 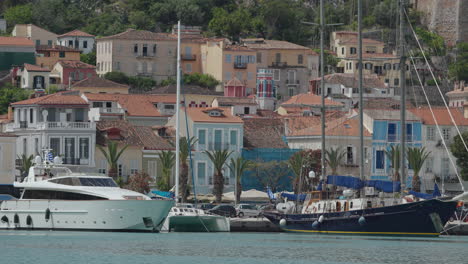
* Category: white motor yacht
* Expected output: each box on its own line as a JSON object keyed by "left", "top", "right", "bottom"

{"left": 0, "top": 151, "right": 174, "bottom": 232}
{"left": 161, "top": 204, "right": 230, "bottom": 232}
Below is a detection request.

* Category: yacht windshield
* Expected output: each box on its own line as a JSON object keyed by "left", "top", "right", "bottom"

{"left": 49, "top": 177, "right": 118, "bottom": 187}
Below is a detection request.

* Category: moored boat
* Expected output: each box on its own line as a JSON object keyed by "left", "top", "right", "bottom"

{"left": 161, "top": 204, "right": 230, "bottom": 232}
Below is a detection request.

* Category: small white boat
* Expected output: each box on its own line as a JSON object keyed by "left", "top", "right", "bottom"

{"left": 0, "top": 151, "right": 174, "bottom": 232}
{"left": 161, "top": 204, "right": 230, "bottom": 232}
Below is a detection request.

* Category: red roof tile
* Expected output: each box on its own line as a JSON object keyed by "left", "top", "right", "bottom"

{"left": 57, "top": 60, "right": 96, "bottom": 69}
{"left": 36, "top": 45, "right": 81, "bottom": 52}
{"left": 58, "top": 29, "right": 95, "bottom": 38}
{"left": 98, "top": 29, "right": 177, "bottom": 41}
{"left": 11, "top": 91, "right": 88, "bottom": 106}
{"left": 84, "top": 93, "right": 176, "bottom": 117}
{"left": 410, "top": 107, "right": 468, "bottom": 126}
{"left": 72, "top": 76, "right": 129, "bottom": 89}
{"left": 24, "top": 63, "right": 50, "bottom": 72}
{"left": 243, "top": 117, "right": 288, "bottom": 149}
{"left": 0, "top": 37, "right": 34, "bottom": 47}
{"left": 281, "top": 93, "right": 343, "bottom": 107}
{"left": 186, "top": 107, "right": 243, "bottom": 123}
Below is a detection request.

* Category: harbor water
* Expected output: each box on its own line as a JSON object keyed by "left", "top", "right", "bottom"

{"left": 1, "top": 231, "right": 467, "bottom": 264}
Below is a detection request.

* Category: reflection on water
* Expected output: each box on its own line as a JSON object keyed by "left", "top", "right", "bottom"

{"left": 1, "top": 231, "right": 467, "bottom": 264}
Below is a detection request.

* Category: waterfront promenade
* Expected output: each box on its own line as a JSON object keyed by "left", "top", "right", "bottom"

{"left": 1, "top": 230, "right": 467, "bottom": 264}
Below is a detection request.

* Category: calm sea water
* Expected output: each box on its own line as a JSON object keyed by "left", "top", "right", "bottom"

{"left": 1, "top": 231, "right": 467, "bottom": 264}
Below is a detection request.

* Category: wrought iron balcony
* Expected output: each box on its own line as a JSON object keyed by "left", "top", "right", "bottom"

{"left": 271, "top": 61, "right": 288, "bottom": 68}
{"left": 234, "top": 62, "right": 247, "bottom": 69}
{"left": 181, "top": 54, "right": 196, "bottom": 61}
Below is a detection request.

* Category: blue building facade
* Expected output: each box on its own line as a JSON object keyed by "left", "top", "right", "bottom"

{"left": 365, "top": 110, "right": 422, "bottom": 187}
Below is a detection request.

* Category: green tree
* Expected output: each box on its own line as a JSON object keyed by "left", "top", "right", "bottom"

{"left": 98, "top": 141, "right": 129, "bottom": 180}
{"left": 0, "top": 83, "right": 31, "bottom": 114}
{"left": 288, "top": 149, "right": 321, "bottom": 193}
{"left": 104, "top": 71, "right": 129, "bottom": 84}
{"left": 46, "top": 85, "right": 59, "bottom": 94}
{"left": 129, "top": 10, "right": 155, "bottom": 31}
{"left": 178, "top": 137, "right": 197, "bottom": 203}
{"left": 3, "top": 4, "right": 33, "bottom": 29}
{"left": 407, "top": 147, "right": 431, "bottom": 192}
{"left": 208, "top": 7, "right": 253, "bottom": 41}
{"left": 158, "top": 150, "right": 175, "bottom": 191}
{"left": 252, "top": 160, "right": 290, "bottom": 193}
{"left": 450, "top": 132, "right": 468, "bottom": 181}
{"left": 228, "top": 157, "right": 253, "bottom": 204}
{"left": 80, "top": 52, "right": 96, "bottom": 66}
{"left": 385, "top": 145, "right": 401, "bottom": 182}
{"left": 325, "top": 147, "right": 345, "bottom": 175}
{"left": 160, "top": 77, "right": 176, "bottom": 86}
{"left": 183, "top": 73, "right": 219, "bottom": 89}
{"left": 204, "top": 149, "right": 232, "bottom": 203}
{"left": 415, "top": 27, "right": 446, "bottom": 56}
{"left": 449, "top": 43, "right": 468, "bottom": 82}
{"left": 18, "top": 154, "right": 34, "bottom": 178}
{"left": 128, "top": 76, "right": 156, "bottom": 92}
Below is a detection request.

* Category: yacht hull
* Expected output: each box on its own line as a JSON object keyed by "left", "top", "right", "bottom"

{"left": 162, "top": 215, "right": 230, "bottom": 232}
{"left": 263, "top": 199, "right": 457, "bottom": 237}
{"left": 0, "top": 199, "right": 174, "bottom": 232}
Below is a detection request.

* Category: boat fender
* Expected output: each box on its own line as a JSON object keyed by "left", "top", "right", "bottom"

{"left": 279, "top": 219, "right": 287, "bottom": 226}
{"left": 312, "top": 221, "right": 319, "bottom": 229}
{"left": 13, "top": 214, "right": 19, "bottom": 225}
{"left": 358, "top": 216, "right": 366, "bottom": 226}
{"left": 318, "top": 215, "right": 324, "bottom": 223}
{"left": 26, "top": 215, "right": 32, "bottom": 226}
{"left": 45, "top": 208, "right": 51, "bottom": 222}
{"left": 1, "top": 215, "right": 8, "bottom": 223}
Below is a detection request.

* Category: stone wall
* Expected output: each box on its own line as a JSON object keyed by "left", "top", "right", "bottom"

{"left": 413, "top": 0, "right": 468, "bottom": 47}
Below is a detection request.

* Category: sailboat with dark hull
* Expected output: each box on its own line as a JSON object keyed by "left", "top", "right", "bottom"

{"left": 264, "top": 0, "right": 459, "bottom": 237}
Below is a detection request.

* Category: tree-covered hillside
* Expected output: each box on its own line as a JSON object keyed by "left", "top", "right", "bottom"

{"left": 1, "top": 0, "right": 401, "bottom": 45}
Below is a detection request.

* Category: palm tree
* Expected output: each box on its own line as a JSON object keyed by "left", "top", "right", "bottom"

{"left": 18, "top": 154, "right": 34, "bottom": 178}
{"left": 158, "top": 150, "right": 175, "bottom": 191}
{"left": 407, "top": 147, "right": 431, "bottom": 193}
{"left": 204, "top": 149, "right": 232, "bottom": 203}
{"left": 288, "top": 151, "right": 304, "bottom": 194}
{"left": 385, "top": 145, "right": 401, "bottom": 182}
{"left": 179, "top": 137, "right": 197, "bottom": 203}
{"left": 228, "top": 157, "right": 253, "bottom": 204}
{"left": 98, "top": 141, "right": 128, "bottom": 180}
{"left": 325, "top": 147, "right": 345, "bottom": 175}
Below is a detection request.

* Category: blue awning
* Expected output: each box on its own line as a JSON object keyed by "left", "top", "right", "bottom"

{"left": 325, "top": 175, "right": 401, "bottom": 193}
{"left": 408, "top": 183, "right": 441, "bottom": 199}
{"left": 280, "top": 192, "right": 307, "bottom": 201}
{"left": 365, "top": 180, "right": 401, "bottom": 193}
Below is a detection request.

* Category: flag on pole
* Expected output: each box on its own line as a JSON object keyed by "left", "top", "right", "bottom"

{"left": 47, "top": 152, "right": 54, "bottom": 162}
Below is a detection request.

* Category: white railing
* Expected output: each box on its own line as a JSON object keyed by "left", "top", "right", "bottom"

{"left": 99, "top": 108, "right": 125, "bottom": 114}
{"left": 5, "top": 121, "right": 95, "bottom": 131}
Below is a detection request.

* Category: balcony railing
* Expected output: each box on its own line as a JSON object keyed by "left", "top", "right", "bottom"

{"left": 182, "top": 54, "right": 196, "bottom": 61}
{"left": 234, "top": 62, "right": 247, "bottom": 69}
{"left": 271, "top": 61, "right": 288, "bottom": 68}
{"left": 5, "top": 121, "right": 95, "bottom": 132}
{"left": 99, "top": 107, "right": 125, "bottom": 114}
{"left": 286, "top": 79, "right": 300, "bottom": 85}
{"left": 20, "top": 121, "right": 28, "bottom": 128}
{"left": 388, "top": 134, "right": 397, "bottom": 142}
{"left": 205, "top": 142, "right": 232, "bottom": 151}
{"left": 136, "top": 53, "right": 154, "bottom": 58}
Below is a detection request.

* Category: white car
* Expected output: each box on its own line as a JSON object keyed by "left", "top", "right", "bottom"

{"left": 235, "top": 204, "right": 262, "bottom": 217}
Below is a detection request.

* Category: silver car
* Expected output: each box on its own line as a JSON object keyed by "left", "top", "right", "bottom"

{"left": 235, "top": 204, "right": 262, "bottom": 217}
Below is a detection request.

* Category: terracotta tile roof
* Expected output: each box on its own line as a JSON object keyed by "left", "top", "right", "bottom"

{"left": 285, "top": 114, "right": 370, "bottom": 137}
{"left": 284, "top": 111, "right": 344, "bottom": 136}
{"left": 24, "top": 63, "right": 50, "bottom": 72}
{"left": 225, "top": 77, "right": 245, "bottom": 87}
{"left": 58, "top": 29, "right": 95, "bottom": 38}
{"left": 339, "top": 38, "right": 384, "bottom": 45}
{"left": 215, "top": 97, "right": 257, "bottom": 106}
{"left": 0, "top": 37, "right": 34, "bottom": 47}
{"left": 362, "top": 98, "right": 413, "bottom": 110}
{"left": 242, "top": 39, "right": 316, "bottom": 54}
{"left": 224, "top": 44, "right": 254, "bottom": 52}
{"left": 410, "top": 107, "right": 468, "bottom": 126}
{"left": 147, "top": 85, "right": 222, "bottom": 95}
{"left": 36, "top": 45, "right": 81, "bottom": 52}
{"left": 312, "top": 73, "right": 386, "bottom": 89}
{"left": 98, "top": 29, "right": 176, "bottom": 41}
{"left": 57, "top": 60, "right": 96, "bottom": 69}
{"left": 11, "top": 91, "right": 88, "bottom": 106}
{"left": 84, "top": 93, "right": 176, "bottom": 117}
{"left": 243, "top": 117, "right": 288, "bottom": 149}
{"left": 281, "top": 93, "right": 343, "bottom": 107}
{"left": 72, "top": 76, "right": 129, "bottom": 88}
{"left": 186, "top": 107, "right": 243, "bottom": 123}
{"left": 96, "top": 120, "right": 173, "bottom": 150}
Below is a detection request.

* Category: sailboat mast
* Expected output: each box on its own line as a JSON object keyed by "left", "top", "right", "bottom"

{"left": 175, "top": 21, "right": 181, "bottom": 201}
{"left": 399, "top": 0, "right": 407, "bottom": 192}
{"left": 358, "top": 0, "right": 364, "bottom": 182}
{"left": 320, "top": 0, "right": 326, "bottom": 180}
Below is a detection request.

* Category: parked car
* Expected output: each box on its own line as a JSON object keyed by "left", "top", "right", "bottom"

{"left": 197, "top": 203, "right": 216, "bottom": 211}
{"left": 257, "top": 203, "right": 276, "bottom": 212}
{"left": 235, "top": 204, "right": 262, "bottom": 217}
{"left": 207, "top": 204, "right": 236, "bottom": 217}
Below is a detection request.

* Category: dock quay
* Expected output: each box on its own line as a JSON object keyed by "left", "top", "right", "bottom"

{"left": 230, "top": 217, "right": 281, "bottom": 232}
